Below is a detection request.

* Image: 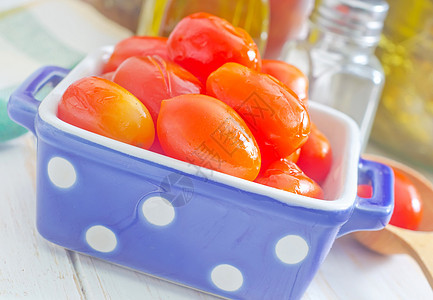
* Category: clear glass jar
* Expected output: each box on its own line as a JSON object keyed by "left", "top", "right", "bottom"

{"left": 283, "top": 0, "right": 388, "bottom": 150}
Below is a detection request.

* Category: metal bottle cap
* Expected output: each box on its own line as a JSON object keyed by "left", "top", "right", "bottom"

{"left": 312, "top": 0, "right": 389, "bottom": 45}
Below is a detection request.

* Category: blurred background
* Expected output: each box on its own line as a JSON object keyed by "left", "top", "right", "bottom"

{"left": 76, "top": 0, "right": 433, "bottom": 172}
{"left": 2, "top": 0, "right": 433, "bottom": 173}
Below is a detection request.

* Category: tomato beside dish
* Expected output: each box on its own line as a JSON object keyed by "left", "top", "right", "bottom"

{"left": 256, "top": 159, "right": 324, "bottom": 199}
{"left": 103, "top": 36, "right": 169, "bottom": 73}
{"left": 157, "top": 94, "right": 261, "bottom": 181}
{"left": 207, "top": 62, "right": 310, "bottom": 159}
{"left": 357, "top": 166, "right": 423, "bottom": 230}
{"left": 58, "top": 76, "right": 155, "bottom": 150}
{"left": 167, "top": 12, "right": 261, "bottom": 84}
{"left": 112, "top": 55, "right": 203, "bottom": 124}
{"left": 390, "top": 168, "right": 423, "bottom": 230}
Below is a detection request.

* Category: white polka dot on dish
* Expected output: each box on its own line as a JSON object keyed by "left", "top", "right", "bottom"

{"left": 211, "top": 264, "right": 243, "bottom": 292}
{"left": 47, "top": 156, "right": 76, "bottom": 188}
{"left": 275, "top": 234, "right": 309, "bottom": 264}
{"left": 85, "top": 225, "right": 117, "bottom": 253}
{"left": 141, "top": 196, "right": 175, "bottom": 226}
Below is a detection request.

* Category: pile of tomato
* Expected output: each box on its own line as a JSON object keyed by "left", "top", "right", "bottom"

{"left": 58, "top": 12, "right": 333, "bottom": 200}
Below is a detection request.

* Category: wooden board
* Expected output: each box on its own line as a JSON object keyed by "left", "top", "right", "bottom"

{"left": 1, "top": 134, "right": 432, "bottom": 299}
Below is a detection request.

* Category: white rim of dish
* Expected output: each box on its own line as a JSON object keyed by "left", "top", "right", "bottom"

{"left": 38, "top": 46, "right": 360, "bottom": 212}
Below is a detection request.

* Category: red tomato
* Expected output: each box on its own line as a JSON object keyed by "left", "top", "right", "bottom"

{"left": 58, "top": 76, "right": 154, "bottom": 149}
{"left": 148, "top": 139, "right": 166, "bottom": 155}
{"left": 357, "top": 184, "right": 373, "bottom": 198}
{"left": 286, "top": 148, "right": 301, "bottom": 163}
{"left": 103, "top": 36, "right": 168, "bottom": 73}
{"left": 157, "top": 94, "right": 261, "bottom": 181}
{"left": 357, "top": 167, "right": 423, "bottom": 230}
{"left": 391, "top": 168, "right": 423, "bottom": 230}
{"left": 296, "top": 123, "right": 333, "bottom": 184}
{"left": 112, "top": 55, "right": 203, "bottom": 123}
{"left": 167, "top": 12, "right": 261, "bottom": 84}
{"left": 261, "top": 59, "right": 309, "bottom": 103}
{"left": 259, "top": 141, "right": 301, "bottom": 174}
{"left": 207, "top": 62, "right": 310, "bottom": 158}
{"left": 256, "top": 159, "right": 323, "bottom": 199}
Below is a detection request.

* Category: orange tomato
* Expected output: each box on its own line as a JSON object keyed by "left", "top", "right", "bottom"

{"left": 157, "top": 94, "right": 261, "bottom": 181}
{"left": 261, "top": 59, "right": 309, "bottom": 103}
{"left": 167, "top": 12, "right": 261, "bottom": 84}
{"left": 207, "top": 62, "right": 310, "bottom": 158}
{"left": 103, "top": 36, "right": 169, "bottom": 73}
{"left": 58, "top": 76, "right": 155, "bottom": 149}
{"left": 112, "top": 55, "right": 203, "bottom": 124}
{"left": 296, "top": 123, "right": 333, "bottom": 184}
{"left": 259, "top": 141, "right": 301, "bottom": 175}
{"left": 256, "top": 159, "right": 324, "bottom": 199}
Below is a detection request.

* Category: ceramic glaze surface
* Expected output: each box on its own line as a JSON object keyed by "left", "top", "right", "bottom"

{"left": 7, "top": 49, "right": 394, "bottom": 300}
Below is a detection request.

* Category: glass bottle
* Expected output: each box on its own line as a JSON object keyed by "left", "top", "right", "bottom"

{"left": 136, "top": 0, "right": 270, "bottom": 54}
{"left": 370, "top": 0, "right": 433, "bottom": 170}
{"left": 264, "top": 0, "right": 315, "bottom": 59}
{"left": 283, "top": 0, "right": 389, "bottom": 150}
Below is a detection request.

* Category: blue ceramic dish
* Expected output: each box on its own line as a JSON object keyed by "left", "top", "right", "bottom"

{"left": 8, "top": 47, "right": 393, "bottom": 300}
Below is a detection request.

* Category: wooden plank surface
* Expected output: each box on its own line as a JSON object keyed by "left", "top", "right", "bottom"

{"left": 1, "top": 1, "right": 433, "bottom": 299}
{"left": 1, "top": 135, "right": 433, "bottom": 300}
{"left": 71, "top": 253, "right": 218, "bottom": 300}
{"left": 305, "top": 235, "right": 433, "bottom": 300}
{"left": 0, "top": 136, "right": 84, "bottom": 299}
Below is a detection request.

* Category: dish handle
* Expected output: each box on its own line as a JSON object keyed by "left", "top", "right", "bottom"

{"left": 337, "top": 158, "right": 394, "bottom": 237}
{"left": 8, "top": 66, "right": 69, "bottom": 135}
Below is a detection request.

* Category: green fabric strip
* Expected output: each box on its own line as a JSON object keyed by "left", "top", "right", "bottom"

{"left": 0, "top": 7, "right": 86, "bottom": 141}
{"left": 0, "top": 9, "right": 84, "bottom": 67}
{"left": 0, "top": 85, "right": 27, "bottom": 142}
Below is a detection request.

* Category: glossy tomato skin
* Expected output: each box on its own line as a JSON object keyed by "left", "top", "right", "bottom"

{"left": 390, "top": 168, "right": 423, "bottom": 230}
{"left": 296, "top": 123, "right": 332, "bottom": 184}
{"left": 357, "top": 167, "right": 423, "bottom": 230}
{"left": 167, "top": 12, "right": 261, "bottom": 84}
{"left": 261, "top": 59, "right": 309, "bottom": 103}
{"left": 157, "top": 94, "right": 261, "bottom": 181}
{"left": 207, "top": 62, "right": 310, "bottom": 158}
{"left": 357, "top": 184, "right": 373, "bottom": 198}
{"left": 112, "top": 55, "right": 203, "bottom": 123}
{"left": 259, "top": 141, "right": 301, "bottom": 175}
{"left": 103, "top": 36, "right": 168, "bottom": 73}
{"left": 58, "top": 76, "right": 155, "bottom": 149}
{"left": 256, "top": 159, "right": 323, "bottom": 199}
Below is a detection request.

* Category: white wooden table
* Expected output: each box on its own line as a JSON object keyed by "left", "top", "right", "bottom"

{"left": 1, "top": 134, "right": 432, "bottom": 300}
{"left": 2, "top": 1, "right": 433, "bottom": 299}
